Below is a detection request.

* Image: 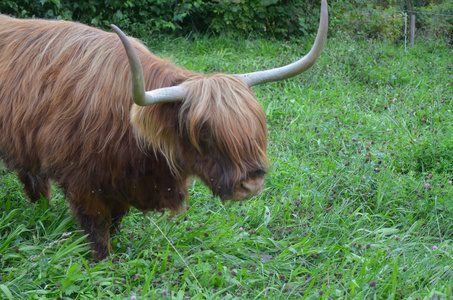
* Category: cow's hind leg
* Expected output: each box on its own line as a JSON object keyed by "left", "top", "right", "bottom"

{"left": 18, "top": 172, "right": 51, "bottom": 203}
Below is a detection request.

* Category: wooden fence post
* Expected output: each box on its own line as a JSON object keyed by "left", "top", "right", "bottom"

{"left": 410, "top": 14, "right": 415, "bottom": 47}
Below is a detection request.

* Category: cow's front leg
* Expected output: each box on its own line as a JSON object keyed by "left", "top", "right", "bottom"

{"left": 110, "top": 202, "right": 131, "bottom": 235}
{"left": 69, "top": 195, "right": 113, "bottom": 260}
{"left": 75, "top": 211, "right": 112, "bottom": 260}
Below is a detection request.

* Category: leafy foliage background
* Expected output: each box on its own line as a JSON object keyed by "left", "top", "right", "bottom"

{"left": 0, "top": 0, "right": 320, "bottom": 38}
{"left": 0, "top": 0, "right": 452, "bottom": 41}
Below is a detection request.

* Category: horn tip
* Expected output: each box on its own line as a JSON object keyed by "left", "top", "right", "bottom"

{"left": 111, "top": 24, "right": 123, "bottom": 35}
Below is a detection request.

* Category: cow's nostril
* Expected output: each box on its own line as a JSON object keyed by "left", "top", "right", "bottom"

{"left": 241, "top": 177, "right": 265, "bottom": 196}
{"left": 222, "top": 174, "right": 266, "bottom": 201}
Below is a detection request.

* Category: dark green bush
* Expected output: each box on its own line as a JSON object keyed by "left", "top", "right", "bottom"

{"left": 0, "top": 0, "right": 321, "bottom": 38}
{"left": 0, "top": 0, "right": 208, "bottom": 37}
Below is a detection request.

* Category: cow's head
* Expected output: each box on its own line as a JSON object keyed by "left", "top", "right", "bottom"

{"left": 177, "top": 74, "right": 268, "bottom": 201}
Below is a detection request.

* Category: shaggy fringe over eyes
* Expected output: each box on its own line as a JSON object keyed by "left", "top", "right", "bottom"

{"left": 180, "top": 74, "right": 269, "bottom": 180}
{"left": 131, "top": 74, "right": 268, "bottom": 181}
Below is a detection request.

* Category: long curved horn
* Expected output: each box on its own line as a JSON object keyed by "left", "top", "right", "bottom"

{"left": 239, "top": 0, "right": 328, "bottom": 87}
{"left": 111, "top": 25, "right": 186, "bottom": 105}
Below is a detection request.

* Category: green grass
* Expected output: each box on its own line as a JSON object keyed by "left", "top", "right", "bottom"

{"left": 1, "top": 33, "right": 453, "bottom": 299}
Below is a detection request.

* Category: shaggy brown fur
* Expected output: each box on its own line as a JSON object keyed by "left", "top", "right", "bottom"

{"left": 0, "top": 15, "right": 268, "bottom": 259}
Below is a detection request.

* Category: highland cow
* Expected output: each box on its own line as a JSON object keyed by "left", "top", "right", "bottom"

{"left": 0, "top": 1, "right": 328, "bottom": 259}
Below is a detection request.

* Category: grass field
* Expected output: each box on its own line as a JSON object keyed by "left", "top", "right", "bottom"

{"left": 1, "top": 32, "right": 453, "bottom": 299}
